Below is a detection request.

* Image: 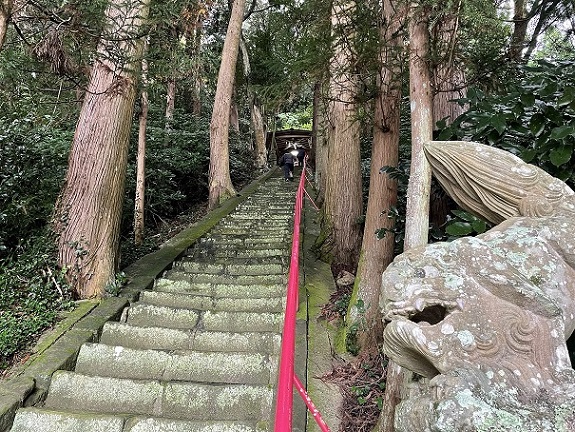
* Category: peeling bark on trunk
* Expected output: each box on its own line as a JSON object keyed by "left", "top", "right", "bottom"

{"left": 191, "top": 17, "right": 204, "bottom": 115}
{"left": 316, "top": 0, "right": 362, "bottom": 274}
{"left": 313, "top": 80, "right": 328, "bottom": 206}
{"left": 239, "top": 37, "right": 267, "bottom": 169}
{"left": 432, "top": 7, "right": 466, "bottom": 127}
{"left": 165, "top": 77, "right": 176, "bottom": 130}
{"left": 0, "top": 0, "right": 13, "bottom": 52}
{"left": 251, "top": 101, "right": 267, "bottom": 169}
{"left": 53, "top": 0, "right": 150, "bottom": 299}
{"left": 509, "top": 0, "right": 528, "bottom": 62}
{"left": 350, "top": 0, "right": 404, "bottom": 352}
{"left": 208, "top": 0, "right": 245, "bottom": 209}
{"left": 381, "top": 5, "right": 433, "bottom": 431}
{"left": 229, "top": 94, "right": 240, "bottom": 133}
{"left": 134, "top": 51, "right": 149, "bottom": 247}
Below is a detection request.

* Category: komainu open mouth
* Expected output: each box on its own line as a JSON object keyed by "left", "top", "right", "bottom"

{"left": 385, "top": 299, "right": 458, "bottom": 326}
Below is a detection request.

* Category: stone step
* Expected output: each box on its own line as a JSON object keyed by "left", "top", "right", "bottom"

{"left": 124, "top": 304, "right": 283, "bottom": 332}
{"left": 153, "top": 277, "right": 286, "bottom": 298}
{"left": 75, "top": 343, "right": 276, "bottom": 385}
{"left": 139, "top": 291, "right": 284, "bottom": 313}
{"left": 226, "top": 212, "right": 292, "bottom": 220}
{"left": 196, "top": 236, "right": 289, "bottom": 248}
{"left": 190, "top": 247, "right": 290, "bottom": 259}
{"left": 11, "top": 408, "right": 263, "bottom": 432}
{"left": 208, "top": 227, "right": 292, "bottom": 236}
{"left": 43, "top": 371, "right": 274, "bottom": 422}
{"left": 219, "top": 216, "right": 292, "bottom": 225}
{"left": 124, "top": 304, "right": 200, "bottom": 329}
{"left": 100, "top": 322, "right": 282, "bottom": 353}
{"left": 160, "top": 270, "right": 287, "bottom": 286}
{"left": 172, "top": 261, "right": 287, "bottom": 276}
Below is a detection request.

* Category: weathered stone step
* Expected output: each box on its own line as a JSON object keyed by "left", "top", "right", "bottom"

{"left": 200, "top": 310, "right": 283, "bottom": 332}
{"left": 158, "top": 270, "right": 287, "bottom": 287}
{"left": 208, "top": 227, "right": 292, "bottom": 236}
{"left": 219, "top": 217, "right": 291, "bottom": 225}
{"left": 125, "top": 304, "right": 283, "bottom": 332}
{"left": 153, "top": 277, "right": 286, "bottom": 298}
{"left": 139, "top": 291, "right": 284, "bottom": 313}
{"left": 191, "top": 247, "right": 289, "bottom": 259}
{"left": 43, "top": 371, "right": 274, "bottom": 422}
{"left": 196, "top": 236, "right": 289, "bottom": 248}
{"left": 11, "top": 408, "right": 263, "bottom": 432}
{"left": 172, "top": 261, "right": 287, "bottom": 276}
{"left": 100, "top": 322, "right": 282, "bottom": 353}
{"left": 124, "top": 304, "right": 200, "bottom": 329}
{"left": 226, "top": 212, "right": 292, "bottom": 220}
{"left": 75, "top": 343, "right": 275, "bottom": 385}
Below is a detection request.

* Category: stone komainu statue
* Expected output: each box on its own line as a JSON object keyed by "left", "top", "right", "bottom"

{"left": 381, "top": 141, "right": 575, "bottom": 432}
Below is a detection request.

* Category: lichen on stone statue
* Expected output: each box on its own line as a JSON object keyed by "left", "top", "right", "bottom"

{"left": 381, "top": 141, "right": 575, "bottom": 432}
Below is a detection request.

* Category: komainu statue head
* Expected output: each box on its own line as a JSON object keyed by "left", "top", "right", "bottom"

{"left": 381, "top": 141, "right": 575, "bottom": 432}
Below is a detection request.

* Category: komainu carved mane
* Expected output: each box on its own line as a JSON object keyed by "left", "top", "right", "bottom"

{"left": 424, "top": 141, "right": 575, "bottom": 223}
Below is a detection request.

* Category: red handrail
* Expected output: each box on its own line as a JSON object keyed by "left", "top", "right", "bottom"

{"left": 274, "top": 161, "right": 331, "bottom": 432}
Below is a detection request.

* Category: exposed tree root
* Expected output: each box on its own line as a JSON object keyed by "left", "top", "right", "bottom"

{"left": 322, "top": 349, "right": 388, "bottom": 432}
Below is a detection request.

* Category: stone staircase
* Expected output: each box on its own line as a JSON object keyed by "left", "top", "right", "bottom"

{"left": 10, "top": 176, "right": 297, "bottom": 432}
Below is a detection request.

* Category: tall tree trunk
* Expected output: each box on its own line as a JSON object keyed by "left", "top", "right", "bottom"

{"left": 316, "top": 0, "right": 362, "bottom": 275}
{"left": 239, "top": 37, "right": 267, "bottom": 169}
{"left": 313, "top": 80, "right": 328, "bottom": 206}
{"left": 432, "top": 3, "right": 466, "bottom": 127}
{"left": 381, "top": 5, "right": 433, "bottom": 432}
{"left": 165, "top": 77, "right": 176, "bottom": 130}
{"left": 191, "top": 8, "right": 205, "bottom": 115}
{"left": 349, "top": 0, "right": 404, "bottom": 352}
{"left": 134, "top": 49, "right": 149, "bottom": 247}
{"left": 0, "top": 0, "right": 13, "bottom": 52}
{"left": 208, "top": 0, "right": 245, "bottom": 209}
{"left": 229, "top": 92, "right": 240, "bottom": 133}
{"left": 251, "top": 100, "right": 267, "bottom": 169}
{"left": 53, "top": 0, "right": 150, "bottom": 299}
{"left": 509, "top": 0, "right": 528, "bottom": 62}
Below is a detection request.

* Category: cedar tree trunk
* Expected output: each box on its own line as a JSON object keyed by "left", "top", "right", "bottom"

{"left": 53, "top": 0, "right": 150, "bottom": 299}
{"left": 0, "top": 0, "right": 12, "bottom": 52}
{"left": 134, "top": 53, "right": 149, "bottom": 247}
{"left": 381, "top": 5, "right": 433, "bottom": 432}
{"left": 208, "top": 0, "right": 245, "bottom": 209}
{"left": 349, "top": 0, "right": 404, "bottom": 351}
{"left": 316, "top": 0, "right": 362, "bottom": 274}
{"left": 432, "top": 7, "right": 466, "bottom": 127}
{"left": 509, "top": 0, "right": 528, "bottom": 62}
{"left": 165, "top": 77, "right": 176, "bottom": 130}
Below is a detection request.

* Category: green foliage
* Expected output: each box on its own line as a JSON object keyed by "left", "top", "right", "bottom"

{"left": 105, "top": 272, "right": 129, "bottom": 297}
{"left": 438, "top": 59, "right": 575, "bottom": 186}
{"left": 0, "top": 234, "right": 74, "bottom": 370}
{"left": 276, "top": 107, "right": 313, "bottom": 130}
{"left": 443, "top": 210, "right": 490, "bottom": 240}
{"left": 0, "top": 116, "right": 71, "bottom": 255}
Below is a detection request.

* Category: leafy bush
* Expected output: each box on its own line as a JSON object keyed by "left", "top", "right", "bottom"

{"left": 438, "top": 59, "right": 575, "bottom": 186}
{"left": 0, "top": 116, "right": 71, "bottom": 256}
{"left": 0, "top": 234, "right": 74, "bottom": 371}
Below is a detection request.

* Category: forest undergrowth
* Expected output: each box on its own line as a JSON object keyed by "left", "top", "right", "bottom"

{"left": 320, "top": 280, "right": 388, "bottom": 431}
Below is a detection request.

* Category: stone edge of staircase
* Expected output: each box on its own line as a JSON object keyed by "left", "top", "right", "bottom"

{"left": 0, "top": 168, "right": 280, "bottom": 432}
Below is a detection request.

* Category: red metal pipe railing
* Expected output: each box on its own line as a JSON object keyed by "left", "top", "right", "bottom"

{"left": 274, "top": 161, "right": 331, "bottom": 432}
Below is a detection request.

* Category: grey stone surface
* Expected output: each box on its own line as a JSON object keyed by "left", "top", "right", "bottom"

{"left": 10, "top": 408, "right": 125, "bottom": 432}
{"left": 75, "top": 343, "right": 275, "bottom": 384}
{"left": 382, "top": 141, "right": 575, "bottom": 432}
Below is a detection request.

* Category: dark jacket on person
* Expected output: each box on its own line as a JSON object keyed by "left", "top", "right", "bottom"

{"left": 279, "top": 152, "right": 295, "bottom": 166}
